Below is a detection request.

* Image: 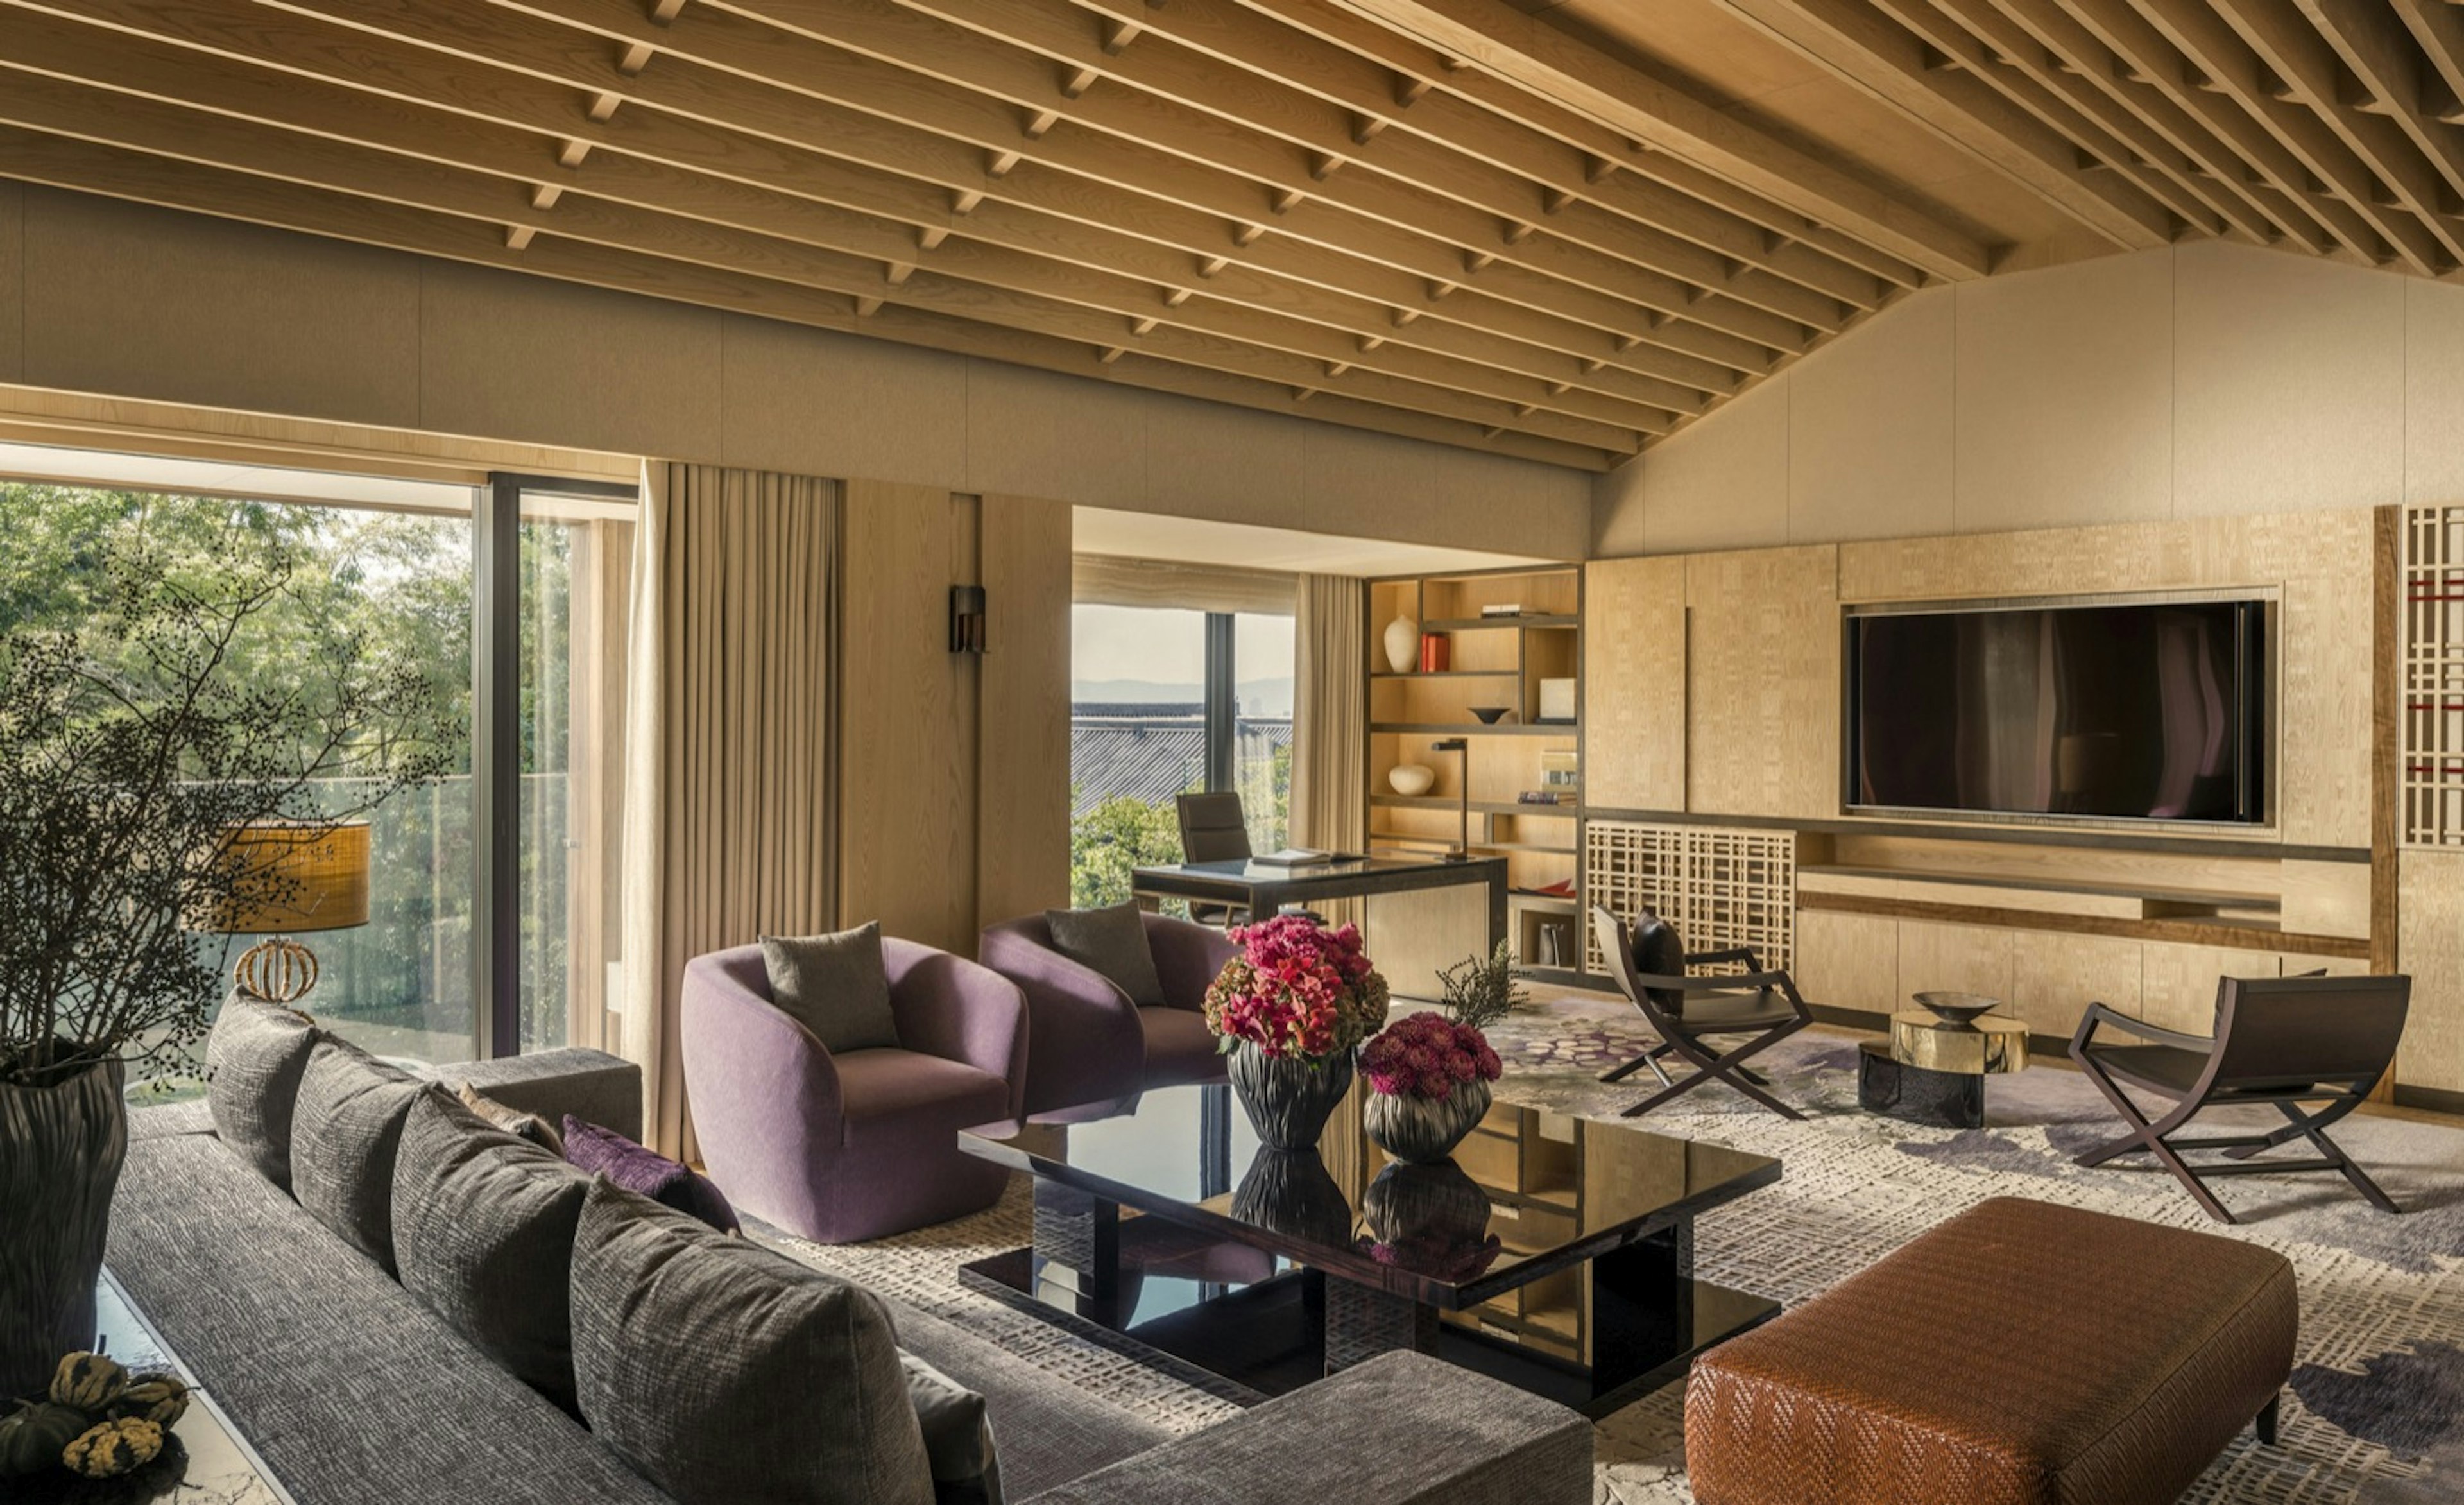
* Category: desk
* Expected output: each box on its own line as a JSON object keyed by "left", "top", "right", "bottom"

{"left": 1131, "top": 856, "right": 1507, "bottom": 998}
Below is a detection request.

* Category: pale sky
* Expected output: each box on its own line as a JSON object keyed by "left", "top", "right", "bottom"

{"left": 1072, "top": 604, "right": 1294, "bottom": 703}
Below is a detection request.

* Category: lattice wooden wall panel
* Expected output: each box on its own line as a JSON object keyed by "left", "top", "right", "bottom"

{"left": 2404, "top": 506, "right": 2464, "bottom": 847}
{"left": 1584, "top": 820, "right": 1795, "bottom": 976}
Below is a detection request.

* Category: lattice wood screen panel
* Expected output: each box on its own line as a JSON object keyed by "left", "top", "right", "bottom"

{"left": 2404, "top": 505, "right": 2464, "bottom": 847}
{"left": 1584, "top": 821, "right": 1796, "bottom": 976}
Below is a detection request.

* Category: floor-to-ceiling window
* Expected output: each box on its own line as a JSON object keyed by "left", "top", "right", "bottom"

{"left": 1068, "top": 578, "right": 1296, "bottom": 907}
{"left": 0, "top": 445, "right": 633, "bottom": 1067}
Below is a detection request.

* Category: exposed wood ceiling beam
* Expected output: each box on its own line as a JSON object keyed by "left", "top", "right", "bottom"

{"left": 2295, "top": 0, "right": 2464, "bottom": 216}
{"left": 1327, "top": 0, "right": 1996, "bottom": 279}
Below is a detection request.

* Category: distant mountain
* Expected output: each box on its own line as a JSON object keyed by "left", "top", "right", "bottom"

{"left": 1072, "top": 676, "right": 1294, "bottom": 718}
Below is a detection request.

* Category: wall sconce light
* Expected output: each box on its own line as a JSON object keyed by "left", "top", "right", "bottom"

{"left": 950, "top": 585, "right": 986, "bottom": 654}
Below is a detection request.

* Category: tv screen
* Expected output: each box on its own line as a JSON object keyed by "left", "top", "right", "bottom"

{"left": 1847, "top": 600, "right": 2266, "bottom": 824}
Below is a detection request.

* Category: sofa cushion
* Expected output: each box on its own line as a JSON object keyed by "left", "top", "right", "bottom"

{"left": 570, "top": 1180, "right": 933, "bottom": 1505}
{"left": 107, "top": 1115, "right": 671, "bottom": 1505}
{"left": 393, "top": 1092, "right": 593, "bottom": 1410}
{"left": 290, "top": 1036, "right": 425, "bottom": 1272}
{"left": 1043, "top": 903, "right": 1165, "bottom": 1008}
{"left": 205, "top": 996, "right": 319, "bottom": 1191}
{"left": 833, "top": 1051, "right": 1011, "bottom": 1146}
{"left": 561, "top": 1115, "right": 738, "bottom": 1234}
{"left": 761, "top": 920, "right": 902, "bottom": 1054}
{"left": 903, "top": 1350, "right": 1003, "bottom": 1505}
{"left": 1138, "top": 1006, "right": 1227, "bottom": 1088}
{"left": 432, "top": 1047, "right": 642, "bottom": 1143}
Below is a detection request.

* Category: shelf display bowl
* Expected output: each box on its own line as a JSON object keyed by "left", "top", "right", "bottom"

{"left": 1910, "top": 991, "right": 2001, "bottom": 1027}
{"left": 1387, "top": 764, "right": 1436, "bottom": 796}
{"left": 1468, "top": 707, "right": 1510, "bottom": 725}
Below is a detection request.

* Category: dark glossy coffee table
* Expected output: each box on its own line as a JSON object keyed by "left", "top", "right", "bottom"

{"left": 957, "top": 1084, "right": 1782, "bottom": 1417}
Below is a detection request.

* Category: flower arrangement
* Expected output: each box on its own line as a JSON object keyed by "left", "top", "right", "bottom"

{"left": 1360, "top": 1011, "right": 1502, "bottom": 1102}
{"left": 1201, "top": 914, "right": 1390, "bottom": 1061}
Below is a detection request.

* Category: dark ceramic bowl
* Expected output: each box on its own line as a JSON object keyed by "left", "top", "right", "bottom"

{"left": 1468, "top": 706, "right": 1510, "bottom": 725}
{"left": 1911, "top": 990, "right": 1999, "bottom": 1025}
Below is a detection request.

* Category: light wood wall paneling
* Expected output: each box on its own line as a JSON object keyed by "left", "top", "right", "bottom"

{"left": 1895, "top": 920, "right": 2014, "bottom": 1012}
{"left": 2398, "top": 849, "right": 2464, "bottom": 1094}
{"left": 839, "top": 479, "right": 978, "bottom": 952}
{"left": 2277, "top": 859, "right": 2374, "bottom": 943}
{"left": 1826, "top": 833, "right": 2295, "bottom": 900}
{"left": 2009, "top": 928, "right": 2143, "bottom": 1043}
{"left": 2139, "top": 942, "right": 2276, "bottom": 1036}
{"left": 974, "top": 492, "right": 1074, "bottom": 933}
{"left": 1794, "top": 907, "right": 1899, "bottom": 1017}
{"left": 1581, "top": 555, "right": 1686, "bottom": 811}
{"left": 1683, "top": 544, "right": 1840, "bottom": 820}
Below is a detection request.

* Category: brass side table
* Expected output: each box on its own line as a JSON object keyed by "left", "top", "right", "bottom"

{"left": 1858, "top": 995, "right": 2030, "bottom": 1131}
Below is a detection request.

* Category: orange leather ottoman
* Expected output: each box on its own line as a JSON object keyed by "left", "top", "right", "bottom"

{"left": 1684, "top": 1197, "right": 2296, "bottom": 1505}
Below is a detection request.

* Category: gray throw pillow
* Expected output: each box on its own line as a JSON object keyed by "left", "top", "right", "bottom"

{"left": 760, "top": 922, "right": 902, "bottom": 1054}
{"left": 393, "top": 1091, "right": 593, "bottom": 1410}
{"left": 291, "top": 1036, "right": 425, "bottom": 1273}
{"left": 905, "top": 1351, "right": 1004, "bottom": 1505}
{"left": 569, "top": 1180, "right": 934, "bottom": 1505}
{"left": 205, "top": 995, "right": 320, "bottom": 1191}
{"left": 1043, "top": 902, "right": 1165, "bottom": 1008}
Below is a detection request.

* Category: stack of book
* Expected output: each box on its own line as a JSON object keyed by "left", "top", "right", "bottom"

{"left": 1478, "top": 603, "right": 1524, "bottom": 619}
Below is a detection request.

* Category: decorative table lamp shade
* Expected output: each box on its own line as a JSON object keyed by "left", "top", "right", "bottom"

{"left": 207, "top": 821, "right": 372, "bottom": 1005}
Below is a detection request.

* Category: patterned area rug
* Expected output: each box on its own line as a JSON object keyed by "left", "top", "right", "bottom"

{"left": 758, "top": 991, "right": 2464, "bottom": 1504}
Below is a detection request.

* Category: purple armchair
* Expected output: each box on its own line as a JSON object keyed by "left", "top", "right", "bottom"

{"left": 979, "top": 912, "right": 1238, "bottom": 1121}
{"left": 680, "top": 938, "right": 1027, "bottom": 1244}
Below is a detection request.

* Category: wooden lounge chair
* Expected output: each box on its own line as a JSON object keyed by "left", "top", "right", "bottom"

{"left": 1588, "top": 906, "right": 1814, "bottom": 1120}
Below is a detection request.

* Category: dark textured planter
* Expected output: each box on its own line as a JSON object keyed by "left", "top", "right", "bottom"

{"left": 1229, "top": 1148, "right": 1354, "bottom": 1246}
{"left": 1364, "top": 1078, "right": 1493, "bottom": 1165}
{"left": 1362, "top": 1160, "right": 1502, "bottom": 1283}
{"left": 0, "top": 1056, "right": 127, "bottom": 1398}
{"left": 1226, "top": 1042, "right": 1353, "bottom": 1151}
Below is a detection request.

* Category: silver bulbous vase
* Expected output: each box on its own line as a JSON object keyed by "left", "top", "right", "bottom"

{"left": 1226, "top": 1042, "right": 1354, "bottom": 1152}
{"left": 1364, "top": 1078, "right": 1492, "bottom": 1165}
{"left": 0, "top": 1055, "right": 128, "bottom": 1398}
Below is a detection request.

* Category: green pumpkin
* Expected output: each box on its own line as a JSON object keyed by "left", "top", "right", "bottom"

{"left": 0, "top": 1402, "right": 92, "bottom": 1477}
{"left": 63, "top": 1417, "right": 162, "bottom": 1479}
{"left": 112, "top": 1373, "right": 189, "bottom": 1429}
{"left": 48, "top": 1351, "right": 127, "bottom": 1411}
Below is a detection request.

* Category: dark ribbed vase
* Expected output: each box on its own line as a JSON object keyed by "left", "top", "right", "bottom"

{"left": 1229, "top": 1148, "right": 1353, "bottom": 1246}
{"left": 0, "top": 1056, "right": 127, "bottom": 1398}
{"left": 1226, "top": 1043, "right": 1354, "bottom": 1151}
{"left": 1364, "top": 1078, "right": 1492, "bottom": 1165}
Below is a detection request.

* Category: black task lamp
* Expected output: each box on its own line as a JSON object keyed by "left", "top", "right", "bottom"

{"left": 1430, "top": 737, "right": 1470, "bottom": 861}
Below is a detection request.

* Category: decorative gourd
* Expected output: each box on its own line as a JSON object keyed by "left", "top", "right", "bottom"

{"left": 63, "top": 1417, "right": 162, "bottom": 1479}
{"left": 112, "top": 1373, "right": 190, "bottom": 1429}
{"left": 48, "top": 1351, "right": 128, "bottom": 1411}
{"left": 0, "top": 1402, "right": 92, "bottom": 1477}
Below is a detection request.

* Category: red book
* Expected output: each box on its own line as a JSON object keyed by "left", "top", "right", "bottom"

{"left": 1418, "top": 633, "right": 1450, "bottom": 673}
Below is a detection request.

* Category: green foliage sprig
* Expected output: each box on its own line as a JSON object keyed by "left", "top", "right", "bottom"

{"left": 1437, "top": 939, "right": 1526, "bottom": 1032}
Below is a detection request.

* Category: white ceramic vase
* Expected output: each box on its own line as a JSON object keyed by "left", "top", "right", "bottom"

{"left": 1388, "top": 764, "right": 1436, "bottom": 796}
{"left": 1383, "top": 614, "right": 1419, "bottom": 674}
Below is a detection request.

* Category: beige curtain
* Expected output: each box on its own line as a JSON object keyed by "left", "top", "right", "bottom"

{"left": 617, "top": 462, "right": 840, "bottom": 1160}
{"left": 1292, "top": 574, "right": 1368, "bottom": 891}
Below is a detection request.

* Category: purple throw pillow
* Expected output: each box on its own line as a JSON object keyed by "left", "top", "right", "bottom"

{"left": 562, "top": 1117, "right": 742, "bottom": 1235}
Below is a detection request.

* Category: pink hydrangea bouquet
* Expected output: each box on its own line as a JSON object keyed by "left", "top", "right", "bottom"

{"left": 1201, "top": 914, "right": 1390, "bottom": 1060}
{"left": 1359, "top": 1011, "right": 1502, "bottom": 1103}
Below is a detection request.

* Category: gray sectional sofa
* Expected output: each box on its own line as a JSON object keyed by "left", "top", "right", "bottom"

{"left": 107, "top": 1050, "right": 1594, "bottom": 1505}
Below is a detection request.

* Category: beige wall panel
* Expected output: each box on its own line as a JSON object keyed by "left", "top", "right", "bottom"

{"left": 1429, "top": 447, "right": 1591, "bottom": 562}
{"left": 2279, "top": 572, "right": 2375, "bottom": 850}
{"left": 1144, "top": 393, "right": 1308, "bottom": 530}
{"left": 1684, "top": 544, "right": 1839, "bottom": 818}
{"left": 2139, "top": 942, "right": 2273, "bottom": 1035}
{"left": 2398, "top": 850, "right": 2464, "bottom": 1093}
{"left": 1365, "top": 882, "right": 1492, "bottom": 1002}
{"left": 2172, "top": 241, "right": 2404, "bottom": 519}
{"left": 1795, "top": 908, "right": 1899, "bottom": 1017}
{"left": 975, "top": 492, "right": 1074, "bottom": 932}
{"left": 1840, "top": 519, "right": 2199, "bottom": 602}
{"left": 22, "top": 189, "right": 420, "bottom": 429}
{"left": 1787, "top": 286, "right": 1954, "bottom": 544}
{"left": 1582, "top": 555, "right": 1687, "bottom": 811}
{"left": 1299, "top": 425, "right": 1438, "bottom": 543}
{"left": 419, "top": 259, "right": 722, "bottom": 460}
{"left": 1828, "top": 833, "right": 2285, "bottom": 898}
{"left": 839, "top": 480, "right": 977, "bottom": 952}
{"left": 964, "top": 361, "right": 1149, "bottom": 512}
{"left": 1593, "top": 456, "right": 1646, "bottom": 559}
{"left": 1953, "top": 250, "right": 2173, "bottom": 533}
{"left": 2008, "top": 929, "right": 2141, "bottom": 1041}
{"left": 2408, "top": 277, "right": 2464, "bottom": 508}
{"left": 1895, "top": 920, "right": 2012, "bottom": 1007}
{"left": 0, "top": 182, "right": 21, "bottom": 385}
{"left": 1640, "top": 377, "right": 1790, "bottom": 556}
{"left": 716, "top": 314, "right": 966, "bottom": 492}
{"left": 2274, "top": 952, "right": 2369, "bottom": 977}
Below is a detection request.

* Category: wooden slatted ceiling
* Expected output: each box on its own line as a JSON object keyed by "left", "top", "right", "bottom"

{"left": 0, "top": 0, "right": 2454, "bottom": 469}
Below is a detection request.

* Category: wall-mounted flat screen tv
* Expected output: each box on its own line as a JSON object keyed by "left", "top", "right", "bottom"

{"left": 1845, "top": 599, "right": 2268, "bottom": 825}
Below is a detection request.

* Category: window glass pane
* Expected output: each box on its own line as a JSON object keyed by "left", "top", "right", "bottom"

{"left": 0, "top": 478, "right": 475, "bottom": 1067}
{"left": 1234, "top": 612, "right": 1294, "bottom": 852}
{"left": 1070, "top": 603, "right": 1206, "bottom": 906}
{"left": 518, "top": 497, "right": 633, "bottom": 1054}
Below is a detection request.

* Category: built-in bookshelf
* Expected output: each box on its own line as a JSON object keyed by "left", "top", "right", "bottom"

{"left": 1365, "top": 565, "right": 1584, "bottom": 981}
